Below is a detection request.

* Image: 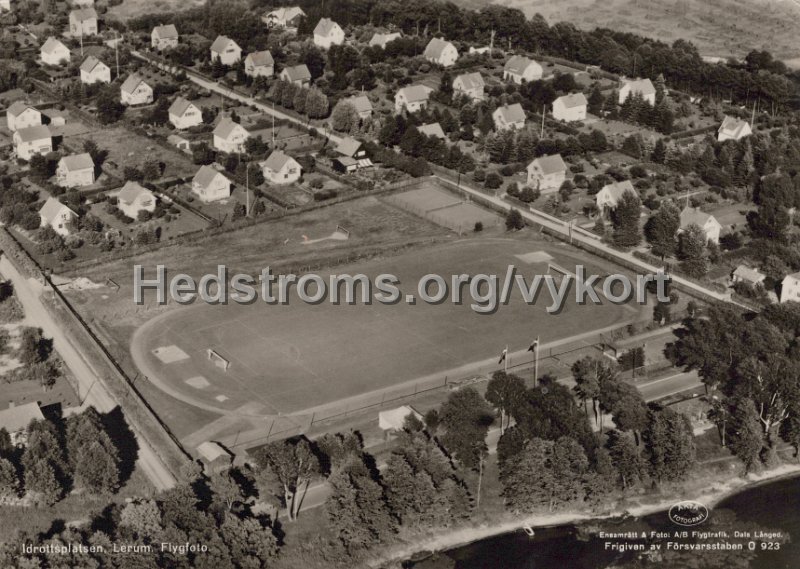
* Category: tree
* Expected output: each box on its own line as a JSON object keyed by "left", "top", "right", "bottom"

{"left": 220, "top": 515, "right": 278, "bottom": 566}
{"left": 572, "top": 356, "right": 600, "bottom": 424}
{"left": 24, "top": 459, "right": 61, "bottom": 505}
{"left": 642, "top": 406, "right": 695, "bottom": 484}
{"left": 299, "top": 44, "right": 325, "bottom": 80}
{"left": 0, "top": 457, "right": 18, "bottom": 498}
{"left": 485, "top": 371, "right": 526, "bottom": 433}
{"left": 210, "top": 469, "right": 244, "bottom": 512}
{"left": 73, "top": 437, "right": 121, "bottom": 494}
{"left": 727, "top": 398, "right": 764, "bottom": 473}
{"left": 606, "top": 430, "right": 644, "bottom": 489}
{"left": 505, "top": 208, "right": 524, "bottom": 231}
{"left": 611, "top": 191, "right": 642, "bottom": 247}
{"left": 439, "top": 387, "right": 494, "bottom": 470}
{"left": 644, "top": 200, "right": 679, "bottom": 259}
{"left": 651, "top": 138, "right": 666, "bottom": 164}
{"left": 252, "top": 438, "right": 319, "bottom": 521}
{"left": 677, "top": 223, "right": 707, "bottom": 277}
{"left": 331, "top": 100, "right": 359, "bottom": 133}
{"left": 96, "top": 88, "right": 125, "bottom": 124}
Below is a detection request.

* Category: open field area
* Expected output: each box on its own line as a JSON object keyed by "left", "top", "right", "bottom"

{"left": 488, "top": 0, "right": 800, "bottom": 62}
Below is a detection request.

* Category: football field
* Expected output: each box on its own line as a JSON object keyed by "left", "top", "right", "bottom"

{"left": 130, "top": 238, "right": 643, "bottom": 416}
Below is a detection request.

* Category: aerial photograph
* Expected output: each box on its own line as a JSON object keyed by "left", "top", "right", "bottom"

{"left": 0, "top": 0, "right": 799, "bottom": 567}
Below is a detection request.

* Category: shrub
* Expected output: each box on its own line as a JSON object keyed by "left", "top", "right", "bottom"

{"left": 474, "top": 221, "right": 483, "bottom": 232}
{"left": 484, "top": 172, "right": 503, "bottom": 189}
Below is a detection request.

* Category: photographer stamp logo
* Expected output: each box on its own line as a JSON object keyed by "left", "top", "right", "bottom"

{"left": 668, "top": 500, "right": 709, "bottom": 527}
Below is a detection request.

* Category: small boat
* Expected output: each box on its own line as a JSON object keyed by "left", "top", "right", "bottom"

{"left": 523, "top": 525, "right": 535, "bottom": 537}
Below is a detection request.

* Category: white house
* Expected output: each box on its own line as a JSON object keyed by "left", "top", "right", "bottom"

{"left": 731, "top": 266, "right": 765, "bottom": 287}
{"left": 552, "top": 93, "right": 588, "bottom": 122}
{"left": 313, "top": 18, "right": 345, "bottom": 49}
{"left": 120, "top": 74, "right": 153, "bottom": 106}
{"left": 40, "top": 37, "right": 71, "bottom": 66}
{"left": 596, "top": 180, "right": 636, "bottom": 212}
{"left": 117, "top": 181, "right": 156, "bottom": 219}
{"left": 0, "top": 402, "right": 45, "bottom": 446}
{"left": 263, "top": 6, "right": 305, "bottom": 31}
{"left": 503, "top": 56, "right": 543, "bottom": 84}
{"left": 452, "top": 72, "right": 485, "bottom": 101}
{"left": 679, "top": 207, "right": 722, "bottom": 244}
{"left": 619, "top": 78, "right": 656, "bottom": 105}
{"left": 168, "top": 97, "right": 202, "bottom": 130}
{"left": 394, "top": 85, "right": 432, "bottom": 114}
{"left": 13, "top": 125, "right": 52, "bottom": 161}
{"left": 56, "top": 153, "right": 95, "bottom": 188}
{"left": 69, "top": 8, "right": 98, "bottom": 36}
{"left": 192, "top": 165, "right": 231, "bottom": 202}
{"left": 0, "top": 0, "right": 11, "bottom": 12}
{"left": 279, "top": 64, "right": 311, "bottom": 86}
{"left": 260, "top": 150, "right": 302, "bottom": 185}
{"left": 6, "top": 102, "right": 42, "bottom": 132}
{"left": 423, "top": 37, "right": 458, "bottom": 67}
{"left": 418, "top": 122, "right": 446, "bottom": 140}
{"left": 244, "top": 51, "right": 274, "bottom": 78}
{"left": 39, "top": 197, "right": 77, "bottom": 236}
{"left": 527, "top": 154, "right": 567, "bottom": 194}
{"left": 369, "top": 32, "right": 401, "bottom": 49}
{"left": 210, "top": 36, "right": 242, "bottom": 66}
{"left": 718, "top": 116, "right": 752, "bottom": 142}
{"left": 343, "top": 95, "right": 373, "bottom": 120}
{"left": 79, "top": 55, "right": 111, "bottom": 84}
{"left": 781, "top": 273, "right": 800, "bottom": 303}
{"left": 492, "top": 103, "right": 526, "bottom": 131}
{"left": 213, "top": 118, "right": 250, "bottom": 154}
{"left": 151, "top": 24, "right": 179, "bottom": 50}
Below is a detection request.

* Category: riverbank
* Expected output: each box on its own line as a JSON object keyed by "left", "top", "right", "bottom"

{"left": 369, "top": 461, "right": 800, "bottom": 569}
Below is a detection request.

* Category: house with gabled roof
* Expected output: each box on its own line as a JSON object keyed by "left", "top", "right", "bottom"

{"left": 7, "top": 102, "right": 41, "bottom": 132}
{"left": 263, "top": 6, "right": 305, "bottom": 31}
{"left": 0, "top": 402, "right": 45, "bottom": 446}
{"left": 0, "top": 0, "right": 11, "bottom": 12}
{"left": 313, "top": 18, "right": 345, "bottom": 49}
{"left": 552, "top": 93, "right": 588, "bottom": 122}
{"left": 117, "top": 181, "right": 156, "bottom": 219}
{"left": 718, "top": 116, "right": 752, "bottom": 142}
{"left": 492, "top": 103, "right": 526, "bottom": 131}
{"left": 619, "top": 78, "right": 656, "bottom": 105}
{"left": 343, "top": 94, "right": 372, "bottom": 119}
{"left": 781, "top": 272, "right": 800, "bottom": 303}
{"left": 527, "top": 154, "right": 567, "bottom": 194}
{"left": 453, "top": 72, "right": 485, "bottom": 101}
{"left": 418, "top": 123, "right": 446, "bottom": 140}
{"left": 56, "top": 153, "right": 95, "bottom": 188}
{"left": 394, "top": 84, "right": 432, "bottom": 114}
{"left": 596, "top": 180, "right": 636, "bottom": 212}
{"left": 260, "top": 150, "right": 302, "bottom": 185}
{"left": 13, "top": 125, "right": 52, "bottom": 160}
{"left": 69, "top": 8, "right": 98, "bottom": 36}
{"left": 503, "top": 56, "right": 543, "bottom": 84}
{"left": 168, "top": 97, "right": 202, "bottom": 130}
{"left": 335, "top": 137, "right": 367, "bottom": 159}
{"left": 679, "top": 207, "right": 722, "bottom": 244}
{"left": 39, "top": 197, "right": 77, "bottom": 235}
{"left": 279, "top": 64, "right": 311, "bottom": 86}
{"left": 244, "top": 51, "right": 274, "bottom": 78}
{"left": 213, "top": 118, "right": 249, "bottom": 154}
{"left": 423, "top": 37, "right": 458, "bottom": 67}
{"left": 192, "top": 165, "right": 231, "bottom": 202}
{"left": 80, "top": 55, "right": 111, "bottom": 84}
{"left": 369, "top": 32, "right": 401, "bottom": 49}
{"left": 120, "top": 74, "right": 153, "bottom": 106}
{"left": 210, "top": 36, "right": 242, "bottom": 66}
{"left": 40, "top": 37, "right": 70, "bottom": 66}
{"left": 151, "top": 24, "right": 179, "bottom": 50}
{"left": 731, "top": 265, "right": 765, "bottom": 287}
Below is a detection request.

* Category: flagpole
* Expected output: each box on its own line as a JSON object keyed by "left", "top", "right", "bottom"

{"left": 534, "top": 336, "right": 540, "bottom": 385}
{"left": 504, "top": 345, "right": 508, "bottom": 373}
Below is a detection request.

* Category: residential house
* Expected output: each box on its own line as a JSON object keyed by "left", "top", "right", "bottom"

{"left": 210, "top": 36, "right": 242, "bottom": 66}
{"left": 39, "top": 197, "right": 77, "bottom": 235}
{"left": 718, "top": 116, "right": 752, "bottom": 142}
{"left": 394, "top": 85, "right": 432, "bottom": 114}
{"left": 731, "top": 265, "right": 765, "bottom": 287}
{"left": 279, "top": 64, "right": 311, "bottom": 86}
{"left": 69, "top": 8, "right": 98, "bottom": 36}
{"left": 335, "top": 137, "right": 367, "bottom": 159}
{"left": 619, "top": 78, "right": 656, "bottom": 105}
{"left": 313, "top": 18, "right": 345, "bottom": 49}
{"left": 0, "top": 403, "right": 45, "bottom": 446}
{"left": 452, "top": 72, "right": 485, "bottom": 101}
{"left": 343, "top": 94, "right": 372, "bottom": 120}
{"left": 418, "top": 122, "right": 446, "bottom": 140}
{"left": 168, "top": 97, "right": 202, "bottom": 130}
{"left": 503, "top": 56, "right": 543, "bottom": 84}
{"left": 192, "top": 165, "right": 231, "bottom": 202}
{"left": 167, "top": 134, "right": 191, "bottom": 153}
{"left": 423, "top": 37, "right": 458, "bottom": 67}
{"left": 117, "top": 181, "right": 156, "bottom": 219}
{"left": 6, "top": 102, "right": 41, "bottom": 132}
{"left": 368, "top": 32, "right": 401, "bottom": 49}
{"left": 13, "top": 125, "right": 52, "bottom": 161}
{"left": 679, "top": 207, "right": 722, "bottom": 244}
{"left": 552, "top": 93, "right": 588, "bottom": 122}
{"left": 492, "top": 103, "right": 526, "bottom": 131}
{"left": 260, "top": 150, "right": 302, "bottom": 185}
{"left": 244, "top": 51, "right": 274, "bottom": 78}
{"left": 56, "top": 153, "right": 95, "bottom": 188}
{"left": 469, "top": 46, "right": 491, "bottom": 55}
{"left": 151, "top": 24, "right": 179, "bottom": 50}
{"left": 42, "top": 109, "right": 66, "bottom": 127}
{"left": 596, "top": 180, "right": 636, "bottom": 212}
{"left": 120, "top": 74, "right": 153, "bottom": 106}
{"left": 781, "top": 272, "right": 800, "bottom": 303}
{"left": 40, "top": 37, "right": 70, "bottom": 66}
{"left": 196, "top": 441, "right": 233, "bottom": 473}
{"left": 213, "top": 118, "right": 250, "bottom": 154}
{"left": 332, "top": 137, "right": 371, "bottom": 173}
{"left": 527, "top": 154, "right": 567, "bottom": 194}
{"left": 0, "top": 0, "right": 11, "bottom": 12}
{"left": 263, "top": 6, "right": 305, "bottom": 31}
{"left": 79, "top": 55, "right": 111, "bottom": 84}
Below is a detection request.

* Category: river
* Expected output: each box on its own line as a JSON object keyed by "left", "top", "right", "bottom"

{"left": 410, "top": 475, "right": 800, "bottom": 569}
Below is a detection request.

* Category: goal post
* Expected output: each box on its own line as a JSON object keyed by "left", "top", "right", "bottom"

{"left": 207, "top": 348, "right": 231, "bottom": 371}
{"left": 335, "top": 224, "right": 351, "bottom": 238}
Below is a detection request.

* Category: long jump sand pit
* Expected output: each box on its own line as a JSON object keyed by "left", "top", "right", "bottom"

{"left": 131, "top": 238, "right": 644, "bottom": 418}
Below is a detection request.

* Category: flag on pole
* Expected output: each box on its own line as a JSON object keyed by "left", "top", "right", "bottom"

{"left": 498, "top": 347, "right": 508, "bottom": 365}
{"left": 527, "top": 338, "right": 539, "bottom": 352}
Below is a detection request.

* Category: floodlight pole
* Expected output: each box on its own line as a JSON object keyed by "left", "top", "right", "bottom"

{"left": 246, "top": 163, "right": 250, "bottom": 216}
{"left": 534, "top": 336, "right": 540, "bottom": 385}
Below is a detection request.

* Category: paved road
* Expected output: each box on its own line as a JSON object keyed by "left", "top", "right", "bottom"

{"left": 0, "top": 256, "right": 176, "bottom": 491}
{"left": 637, "top": 370, "right": 704, "bottom": 401}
